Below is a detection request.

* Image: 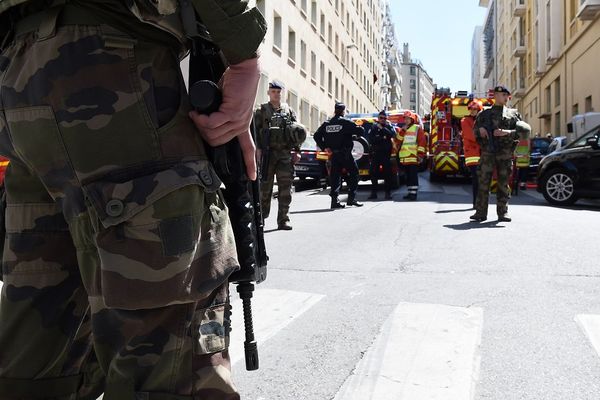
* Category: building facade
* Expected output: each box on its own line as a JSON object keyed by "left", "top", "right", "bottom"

{"left": 476, "top": 0, "right": 600, "bottom": 137}
{"left": 400, "top": 43, "right": 435, "bottom": 117}
{"left": 245, "top": 0, "right": 387, "bottom": 133}
{"left": 381, "top": 1, "right": 402, "bottom": 110}
{"left": 471, "top": 25, "right": 491, "bottom": 96}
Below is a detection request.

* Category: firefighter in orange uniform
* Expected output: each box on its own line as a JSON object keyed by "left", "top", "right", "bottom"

{"left": 461, "top": 101, "right": 483, "bottom": 208}
{"left": 0, "top": 157, "right": 7, "bottom": 186}
{"left": 396, "top": 111, "right": 427, "bottom": 200}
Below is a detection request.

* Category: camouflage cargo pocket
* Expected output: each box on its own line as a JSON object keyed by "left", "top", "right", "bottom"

{"left": 82, "top": 160, "right": 239, "bottom": 310}
{"left": 195, "top": 301, "right": 231, "bottom": 355}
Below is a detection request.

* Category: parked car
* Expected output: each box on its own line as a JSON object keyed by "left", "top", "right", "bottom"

{"left": 293, "top": 136, "right": 328, "bottom": 186}
{"left": 537, "top": 126, "right": 600, "bottom": 205}
{"left": 547, "top": 136, "right": 568, "bottom": 154}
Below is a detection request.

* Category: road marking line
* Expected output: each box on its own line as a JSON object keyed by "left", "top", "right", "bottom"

{"left": 334, "top": 302, "right": 483, "bottom": 400}
{"left": 575, "top": 314, "right": 600, "bottom": 357}
{"left": 229, "top": 288, "right": 325, "bottom": 365}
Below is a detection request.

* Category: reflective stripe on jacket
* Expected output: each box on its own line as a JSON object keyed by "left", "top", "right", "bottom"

{"left": 461, "top": 116, "right": 480, "bottom": 167}
{"left": 396, "top": 124, "right": 426, "bottom": 165}
{"left": 515, "top": 139, "right": 530, "bottom": 168}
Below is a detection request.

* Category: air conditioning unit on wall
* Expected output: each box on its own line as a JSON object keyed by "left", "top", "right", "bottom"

{"left": 578, "top": 0, "right": 600, "bottom": 20}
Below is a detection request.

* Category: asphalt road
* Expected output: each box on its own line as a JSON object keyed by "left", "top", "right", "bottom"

{"left": 1, "top": 174, "right": 599, "bottom": 399}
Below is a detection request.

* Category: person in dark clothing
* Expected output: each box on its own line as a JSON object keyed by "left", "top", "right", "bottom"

{"left": 314, "top": 102, "right": 365, "bottom": 209}
{"left": 368, "top": 110, "right": 395, "bottom": 200}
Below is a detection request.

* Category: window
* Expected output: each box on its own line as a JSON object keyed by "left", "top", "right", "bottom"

{"left": 573, "top": 103, "right": 579, "bottom": 116}
{"left": 300, "top": 41, "right": 307, "bottom": 72}
{"left": 311, "top": 1, "right": 317, "bottom": 26}
{"left": 320, "top": 61, "right": 325, "bottom": 88}
{"left": 256, "top": 73, "right": 269, "bottom": 105}
{"left": 288, "top": 29, "right": 296, "bottom": 63}
{"left": 287, "top": 91, "right": 298, "bottom": 113}
{"left": 301, "top": 0, "right": 307, "bottom": 15}
{"left": 410, "top": 92, "right": 416, "bottom": 102}
{"left": 311, "top": 52, "right": 317, "bottom": 82}
{"left": 328, "top": 23, "right": 333, "bottom": 47}
{"left": 410, "top": 66, "right": 416, "bottom": 76}
{"left": 585, "top": 96, "right": 593, "bottom": 112}
{"left": 328, "top": 70, "right": 333, "bottom": 95}
{"left": 300, "top": 100, "right": 310, "bottom": 127}
{"left": 273, "top": 14, "right": 282, "bottom": 51}
{"left": 554, "top": 112, "right": 561, "bottom": 134}
{"left": 320, "top": 13, "right": 325, "bottom": 38}
{"left": 410, "top": 79, "right": 416, "bottom": 89}
{"left": 545, "top": 85, "right": 551, "bottom": 112}
{"left": 310, "top": 106, "right": 319, "bottom": 132}
{"left": 554, "top": 77, "right": 560, "bottom": 107}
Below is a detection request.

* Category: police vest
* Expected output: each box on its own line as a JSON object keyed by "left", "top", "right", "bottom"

{"left": 261, "top": 103, "right": 293, "bottom": 150}
{"left": 398, "top": 124, "right": 420, "bottom": 165}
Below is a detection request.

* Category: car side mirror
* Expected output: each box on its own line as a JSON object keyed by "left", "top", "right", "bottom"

{"left": 586, "top": 136, "right": 600, "bottom": 150}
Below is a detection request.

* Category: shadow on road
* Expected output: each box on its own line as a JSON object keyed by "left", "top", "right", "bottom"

{"left": 290, "top": 209, "right": 334, "bottom": 215}
{"left": 444, "top": 220, "right": 505, "bottom": 230}
{"left": 435, "top": 208, "right": 474, "bottom": 214}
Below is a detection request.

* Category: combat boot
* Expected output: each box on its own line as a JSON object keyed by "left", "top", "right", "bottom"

{"left": 331, "top": 198, "right": 345, "bottom": 209}
{"left": 346, "top": 197, "right": 364, "bottom": 207}
{"left": 278, "top": 221, "right": 293, "bottom": 230}
{"left": 498, "top": 213, "right": 512, "bottom": 222}
{"left": 367, "top": 191, "right": 377, "bottom": 200}
{"left": 469, "top": 213, "right": 487, "bottom": 222}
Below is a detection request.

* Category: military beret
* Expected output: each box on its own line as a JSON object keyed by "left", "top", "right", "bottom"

{"left": 269, "top": 81, "right": 284, "bottom": 90}
{"left": 494, "top": 85, "right": 511, "bottom": 95}
{"left": 335, "top": 102, "right": 346, "bottom": 110}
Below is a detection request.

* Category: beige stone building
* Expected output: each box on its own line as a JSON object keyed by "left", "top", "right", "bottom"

{"left": 247, "top": 0, "right": 387, "bottom": 133}
{"left": 477, "top": 0, "right": 600, "bottom": 137}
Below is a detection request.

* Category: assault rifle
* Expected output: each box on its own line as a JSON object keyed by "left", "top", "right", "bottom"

{"left": 189, "top": 36, "right": 268, "bottom": 371}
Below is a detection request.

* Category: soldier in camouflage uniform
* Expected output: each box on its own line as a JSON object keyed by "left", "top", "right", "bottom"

{"left": 471, "top": 86, "right": 531, "bottom": 222}
{"left": 0, "top": 1, "right": 266, "bottom": 399}
{"left": 255, "top": 82, "right": 306, "bottom": 231}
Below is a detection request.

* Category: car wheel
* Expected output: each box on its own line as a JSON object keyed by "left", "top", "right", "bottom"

{"left": 541, "top": 169, "right": 578, "bottom": 206}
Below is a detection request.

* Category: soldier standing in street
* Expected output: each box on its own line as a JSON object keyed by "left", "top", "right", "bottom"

{"left": 255, "top": 82, "right": 306, "bottom": 230}
{"left": 396, "top": 111, "right": 427, "bottom": 201}
{"left": 368, "top": 110, "right": 395, "bottom": 200}
{"left": 314, "top": 102, "right": 364, "bottom": 209}
{"left": 471, "top": 86, "right": 532, "bottom": 222}
{"left": 0, "top": 1, "right": 266, "bottom": 399}
{"left": 461, "top": 101, "right": 484, "bottom": 208}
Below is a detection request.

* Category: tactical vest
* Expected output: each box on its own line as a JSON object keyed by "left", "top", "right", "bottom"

{"left": 260, "top": 103, "right": 294, "bottom": 150}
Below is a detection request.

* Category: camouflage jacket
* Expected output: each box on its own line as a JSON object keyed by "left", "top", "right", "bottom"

{"left": 254, "top": 103, "right": 298, "bottom": 152}
{"left": 474, "top": 105, "right": 531, "bottom": 151}
{"left": 0, "top": 0, "right": 266, "bottom": 64}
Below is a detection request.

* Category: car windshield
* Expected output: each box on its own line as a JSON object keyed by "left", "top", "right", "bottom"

{"left": 570, "top": 127, "right": 600, "bottom": 148}
{"left": 301, "top": 136, "right": 318, "bottom": 151}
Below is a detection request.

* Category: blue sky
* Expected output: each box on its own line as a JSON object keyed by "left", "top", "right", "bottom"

{"left": 390, "top": 1, "right": 487, "bottom": 92}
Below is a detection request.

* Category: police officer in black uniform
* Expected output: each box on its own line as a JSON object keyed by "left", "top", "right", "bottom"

{"left": 314, "top": 102, "right": 364, "bottom": 209}
{"left": 368, "top": 110, "right": 395, "bottom": 200}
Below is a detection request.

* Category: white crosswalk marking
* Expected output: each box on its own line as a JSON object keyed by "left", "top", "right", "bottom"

{"left": 229, "top": 288, "right": 325, "bottom": 365}
{"left": 575, "top": 314, "right": 600, "bottom": 357}
{"left": 334, "top": 303, "right": 484, "bottom": 400}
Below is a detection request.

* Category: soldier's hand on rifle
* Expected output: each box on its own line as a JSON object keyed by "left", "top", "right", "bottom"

{"left": 189, "top": 58, "right": 260, "bottom": 180}
{"left": 478, "top": 127, "right": 489, "bottom": 139}
{"left": 493, "top": 129, "right": 509, "bottom": 137}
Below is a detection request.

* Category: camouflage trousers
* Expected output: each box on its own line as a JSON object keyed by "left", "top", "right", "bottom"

{"left": 0, "top": 22, "right": 240, "bottom": 400}
{"left": 260, "top": 153, "right": 294, "bottom": 225}
{"left": 475, "top": 148, "right": 513, "bottom": 217}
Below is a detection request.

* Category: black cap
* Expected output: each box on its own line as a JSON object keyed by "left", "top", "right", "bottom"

{"left": 378, "top": 110, "right": 388, "bottom": 117}
{"left": 335, "top": 102, "right": 346, "bottom": 110}
{"left": 269, "top": 81, "right": 284, "bottom": 90}
{"left": 494, "top": 85, "right": 511, "bottom": 95}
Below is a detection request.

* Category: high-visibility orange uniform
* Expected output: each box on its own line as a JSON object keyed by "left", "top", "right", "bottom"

{"left": 396, "top": 124, "right": 427, "bottom": 165}
{"left": 461, "top": 115, "right": 480, "bottom": 167}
